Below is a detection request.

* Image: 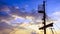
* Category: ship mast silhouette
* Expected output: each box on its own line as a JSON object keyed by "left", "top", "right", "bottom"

{"left": 38, "top": 0, "right": 53, "bottom": 34}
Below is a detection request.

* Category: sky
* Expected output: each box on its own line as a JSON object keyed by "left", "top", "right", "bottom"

{"left": 0, "top": 0, "right": 60, "bottom": 34}
{"left": 0, "top": 0, "right": 60, "bottom": 14}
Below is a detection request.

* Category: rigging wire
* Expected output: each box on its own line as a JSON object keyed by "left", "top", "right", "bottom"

{"left": 50, "top": 28, "right": 57, "bottom": 34}
{"left": 54, "top": 23, "right": 60, "bottom": 29}
{"left": 50, "top": 28, "right": 54, "bottom": 34}
{"left": 53, "top": 28, "right": 57, "bottom": 34}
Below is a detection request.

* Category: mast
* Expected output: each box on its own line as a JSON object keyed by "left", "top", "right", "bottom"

{"left": 42, "top": 1, "right": 46, "bottom": 34}
{"left": 38, "top": 0, "right": 53, "bottom": 34}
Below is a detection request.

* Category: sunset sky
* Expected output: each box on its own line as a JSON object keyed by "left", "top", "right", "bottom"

{"left": 0, "top": 0, "right": 60, "bottom": 34}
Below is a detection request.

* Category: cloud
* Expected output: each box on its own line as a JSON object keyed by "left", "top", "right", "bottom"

{"left": 0, "top": 3, "right": 43, "bottom": 33}
{"left": 51, "top": 11, "right": 60, "bottom": 21}
{"left": 9, "top": 5, "right": 43, "bottom": 19}
{"left": 0, "top": 11, "right": 13, "bottom": 20}
{"left": 0, "top": 5, "right": 15, "bottom": 22}
{"left": 8, "top": 6, "right": 43, "bottom": 25}
{"left": 0, "top": 22, "right": 14, "bottom": 33}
